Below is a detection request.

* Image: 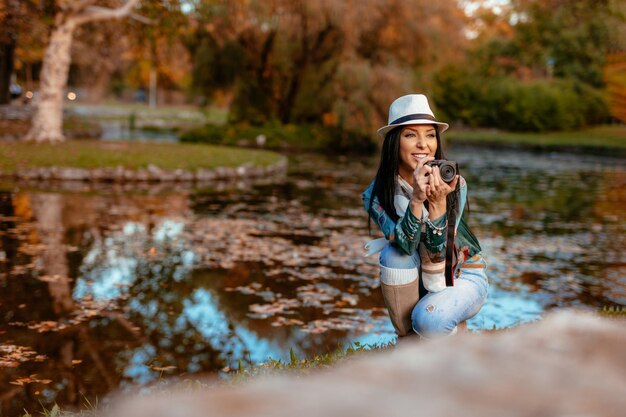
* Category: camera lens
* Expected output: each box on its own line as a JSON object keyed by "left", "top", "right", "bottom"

{"left": 439, "top": 162, "right": 456, "bottom": 182}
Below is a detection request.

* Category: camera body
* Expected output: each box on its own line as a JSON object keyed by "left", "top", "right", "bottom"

{"left": 426, "top": 160, "right": 458, "bottom": 183}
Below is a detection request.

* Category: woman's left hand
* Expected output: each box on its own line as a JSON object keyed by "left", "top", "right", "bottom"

{"left": 426, "top": 167, "right": 459, "bottom": 204}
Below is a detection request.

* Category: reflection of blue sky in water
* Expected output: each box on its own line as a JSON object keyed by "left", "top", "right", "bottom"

{"left": 72, "top": 217, "right": 289, "bottom": 379}
{"left": 122, "top": 344, "right": 157, "bottom": 385}
{"left": 465, "top": 235, "right": 547, "bottom": 331}
{"left": 120, "top": 290, "right": 284, "bottom": 384}
{"left": 184, "top": 289, "right": 284, "bottom": 365}
{"left": 73, "top": 220, "right": 195, "bottom": 301}
{"left": 352, "top": 323, "right": 396, "bottom": 346}
{"left": 471, "top": 288, "right": 545, "bottom": 330}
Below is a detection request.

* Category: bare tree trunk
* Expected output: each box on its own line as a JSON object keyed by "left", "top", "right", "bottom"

{"left": 0, "top": 37, "right": 16, "bottom": 105}
{"left": 24, "top": 19, "right": 77, "bottom": 143}
{"left": 30, "top": 193, "right": 75, "bottom": 315}
{"left": 0, "top": 0, "right": 20, "bottom": 104}
{"left": 23, "top": 0, "right": 143, "bottom": 143}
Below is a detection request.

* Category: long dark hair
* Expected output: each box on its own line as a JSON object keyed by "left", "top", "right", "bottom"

{"left": 368, "top": 124, "right": 453, "bottom": 235}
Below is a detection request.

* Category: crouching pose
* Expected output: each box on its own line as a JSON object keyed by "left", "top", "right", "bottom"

{"left": 363, "top": 94, "right": 489, "bottom": 340}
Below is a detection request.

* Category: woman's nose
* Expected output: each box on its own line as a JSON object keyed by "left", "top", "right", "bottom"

{"left": 416, "top": 135, "right": 427, "bottom": 148}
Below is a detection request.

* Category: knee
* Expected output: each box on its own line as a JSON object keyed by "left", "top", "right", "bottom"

{"left": 380, "top": 244, "right": 418, "bottom": 269}
{"left": 458, "top": 268, "right": 489, "bottom": 300}
{"left": 411, "top": 303, "right": 458, "bottom": 339}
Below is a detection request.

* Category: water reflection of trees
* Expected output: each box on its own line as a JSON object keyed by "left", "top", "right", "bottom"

{"left": 0, "top": 191, "right": 121, "bottom": 413}
{"left": 0, "top": 191, "right": 232, "bottom": 414}
{"left": 1, "top": 187, "right": 371, "bottom": 414}
{"left": 196, "top": 263, "right": 377, "bottom": 359}
{"left": 2, "top": 166, "right": 365, "bottom": 414}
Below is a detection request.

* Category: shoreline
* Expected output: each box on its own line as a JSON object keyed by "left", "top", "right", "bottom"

{"left": 445, "top": 125, "right": 626, "bottom": 158}
{"left": 446, "top": 137, "right": 626, "bottom": 158}
{"left": 0, "top": 140, "right": 287, "bottom": 183}
{"left": 0, "top": 158, "right": 287, "bottom": 183}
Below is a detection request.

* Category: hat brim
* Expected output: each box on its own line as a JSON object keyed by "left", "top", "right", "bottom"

{"left": 377, "top": 119, "right": 449, "bottom": 139}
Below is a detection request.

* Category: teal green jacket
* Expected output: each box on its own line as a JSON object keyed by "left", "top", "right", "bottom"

{"left": 362, "top": 176, "right": 482, "bottom": 269}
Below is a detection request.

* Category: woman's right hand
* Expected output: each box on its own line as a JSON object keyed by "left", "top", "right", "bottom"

{"left": 412, "top": 156, "right": 435, "bottom": 203}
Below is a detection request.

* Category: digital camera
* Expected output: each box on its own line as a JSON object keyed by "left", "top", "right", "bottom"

{"left": 425, "top": 160, "right": 458, "bottom": 183}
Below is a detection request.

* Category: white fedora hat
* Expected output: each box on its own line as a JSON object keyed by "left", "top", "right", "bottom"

{"left": 377, "top": 94, "right": 449, "bottom": 139}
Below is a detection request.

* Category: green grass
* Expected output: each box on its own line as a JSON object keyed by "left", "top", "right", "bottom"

{"left": 445, "top": 125, "right": 626, "bottom": 153}
{"left": 0, "top": 140, "right": 284, "bottom": 172}
{"left": 226, "top": 341, "right": 394, "bottom": 382}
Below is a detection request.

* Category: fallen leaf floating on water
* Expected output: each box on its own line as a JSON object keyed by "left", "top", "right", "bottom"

{"left": 37, "top": 274, "right": 72, "bottom": 283}
{"left": 0, "top": 345, "right": 47, "bottom": 368}
{"left": 150, "top": 365, "right": 177, "bottom": 372}
{"left": 28, "top": 320, "right": 66, "bottom": 333}
{"left": 249, "top": 298, "right": 302, "bottom": 319}
{"left": 9, "top": 300, "right": 117, "bottom": 332}
{"left": 300, "top": 317, "right": 376, "bottom": 334}
{"left": 10, "top": 263, "right": 38, "bottom": 275}
{"left": 271, "top": 317, "right": 305, "bottom": 327}
{"left": 224, "top": 282, "right": 263, "bottom": 295}
{"left": 9, "top": 374, "right": 52, "bottom": 386}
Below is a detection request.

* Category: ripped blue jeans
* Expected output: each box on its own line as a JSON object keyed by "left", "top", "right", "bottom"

{"left": 379, "top": 243, "right": 489, "bottom": 339}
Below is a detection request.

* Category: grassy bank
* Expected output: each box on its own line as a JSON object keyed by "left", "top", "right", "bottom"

{"left": 0, "top": 140, "right": 283, "bottom": 172}
{"left": 445, "top": 125, "right": 626, "bottom": 155}
{"left": 227, "top": 341, "right": 394, "bottom": 382}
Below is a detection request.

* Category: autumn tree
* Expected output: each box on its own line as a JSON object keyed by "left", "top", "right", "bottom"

{"left": 604, "top": 52, "right": 626, "bottom": 123}
{"left": 466, "top": 0, "right": 625, "bottom": 86}
{"left": 24, "top": 0, "right": 143, "bottom": 143}
{"left": 70, "top": 1, "right": 189, "bottom": 105}
{"left": 119, "top": 0, "right": 189, "bottom": 106}
{"left": 186, "top": 0, "right": 467, "bottom": 135}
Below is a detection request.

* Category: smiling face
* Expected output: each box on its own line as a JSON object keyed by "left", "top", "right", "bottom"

{"left": 398, "top": 124, "right": 438, "bottom": 182}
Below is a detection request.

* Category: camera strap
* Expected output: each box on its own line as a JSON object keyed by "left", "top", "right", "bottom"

{"left": 445, "top": 180, "right": 460, "bottom": 287}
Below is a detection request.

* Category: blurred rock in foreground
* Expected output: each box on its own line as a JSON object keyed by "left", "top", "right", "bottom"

{"left": 108, "top": 308, "right": 626, "bottom": 417}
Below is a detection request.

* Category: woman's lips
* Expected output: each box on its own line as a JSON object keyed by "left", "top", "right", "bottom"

{"left": 412, "top": 153, "right": 429, "bottom": 161}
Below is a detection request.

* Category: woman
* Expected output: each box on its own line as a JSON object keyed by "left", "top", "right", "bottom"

{"left": 362, "top": 94, "right": 489, "bottom": 340}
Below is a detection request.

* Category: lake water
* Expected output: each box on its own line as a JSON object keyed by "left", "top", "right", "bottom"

{"left": 0, "top": 146, "right": 624, "bottom": 414}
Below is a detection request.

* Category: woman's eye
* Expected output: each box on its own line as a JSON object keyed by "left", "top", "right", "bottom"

{"left": 405, "top": 133, "right": 415, "bottom": 138}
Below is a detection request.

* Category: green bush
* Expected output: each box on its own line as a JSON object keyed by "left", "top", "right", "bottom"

{"left": 180, "top": 122, "right": 376, "bottom": 154}
{"left": 432, "top": 65, "right": 484, "bottom": 125}
{"left": 433, "top": 65, "right": 611, "bottom": 132}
